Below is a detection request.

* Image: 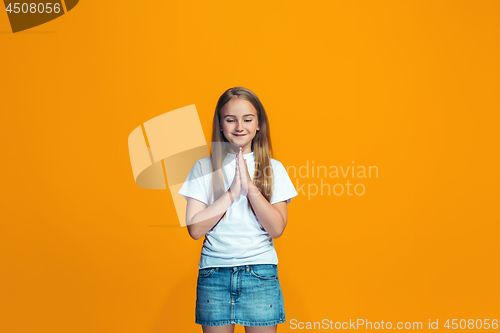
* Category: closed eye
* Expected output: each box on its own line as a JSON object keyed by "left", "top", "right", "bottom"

{"left": 226, "top": 119, "right": 253, "bottom": 123}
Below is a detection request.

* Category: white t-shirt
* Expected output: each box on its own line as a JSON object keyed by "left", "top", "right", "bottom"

{"left": 178, "top": 150, "right": 298, "bottom": 269}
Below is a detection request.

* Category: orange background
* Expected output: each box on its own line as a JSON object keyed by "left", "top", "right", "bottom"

{"left": 1, "top": 1, "right": 499, "bottom": 332}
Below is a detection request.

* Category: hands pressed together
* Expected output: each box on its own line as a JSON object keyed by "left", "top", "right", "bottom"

{"left": 229, "top": 147, "right": 257, "bottom": 201}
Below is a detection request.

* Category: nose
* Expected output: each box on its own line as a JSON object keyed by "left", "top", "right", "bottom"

{"left": 236, "top": 121, "right": 244, "bottom": 131}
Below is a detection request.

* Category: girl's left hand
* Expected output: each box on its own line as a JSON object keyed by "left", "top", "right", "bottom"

{"left": 237, "top": 147, "right": 254, "bottom": 194}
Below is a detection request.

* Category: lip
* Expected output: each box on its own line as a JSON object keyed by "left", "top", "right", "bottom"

{"left": 233, "top": 134, "right": 246, "bottom": 137}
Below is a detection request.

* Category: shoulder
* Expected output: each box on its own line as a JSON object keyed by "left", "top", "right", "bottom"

{"left": 269, "top": 157, "right": 280, "bottom": 166}
{"left": 196, "top": 156, "right": 212, "bottom": 166}
{"left": 269, "top": 158, "right": 288, "bottom": 176}
{"left": 270, "top": 158, "right": 285, "bottom": 169}
{"left": 191, "top": 156, "right": 212, "bottom": 170}
{"left": 185, "top": 156, "right": 212, "bottom": 178}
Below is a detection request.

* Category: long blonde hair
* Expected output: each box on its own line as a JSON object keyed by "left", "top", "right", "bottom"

{"left": 209, "top": 87, "right": 274, "bottom": 219}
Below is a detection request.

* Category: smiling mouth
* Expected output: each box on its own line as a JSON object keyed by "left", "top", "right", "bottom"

{"left": 233, "top": 134, "right": 246, "bottom": 137}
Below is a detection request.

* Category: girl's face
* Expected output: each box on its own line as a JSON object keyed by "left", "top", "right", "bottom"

{"left": 220, "top": 98, "right": 259, "bottom": 154}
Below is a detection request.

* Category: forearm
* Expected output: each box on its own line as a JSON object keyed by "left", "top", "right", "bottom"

{"left": 247, "top": 185, "right": 286, "bottom": 239}
{"left": 187, "top": 190, "right": 234, "bottom": 240}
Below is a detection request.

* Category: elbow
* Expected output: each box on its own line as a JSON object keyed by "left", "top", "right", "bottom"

{"left": 269, "top": 209, "right": 287, "bottom": 239}
{"left": 270, "top": 231, "right": 283, "bottom": 239}
{"left": 187, "top": 225, "right": 202, "bottom": 240}
{"left": 189, "top": 231, "right": 202, "bottom": 241}
{"left": 270, "top": 221, "right": 287, "bottom": 239}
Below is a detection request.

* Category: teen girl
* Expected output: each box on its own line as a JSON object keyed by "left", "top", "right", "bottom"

{"left": 178, "top": 87, "right": 298, "bottom": 333}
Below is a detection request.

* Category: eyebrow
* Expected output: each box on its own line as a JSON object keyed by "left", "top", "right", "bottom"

{"left": 223, "top": 114, "right": 256, "bottom": 118}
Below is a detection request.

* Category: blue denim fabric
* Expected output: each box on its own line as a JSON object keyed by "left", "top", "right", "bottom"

{"left": 195, "top": 264, "right": 285, "bottom": 327}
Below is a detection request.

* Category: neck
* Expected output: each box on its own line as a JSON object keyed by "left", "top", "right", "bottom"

{"left": 227, "top": 144, "right": 252, "bottom": 155}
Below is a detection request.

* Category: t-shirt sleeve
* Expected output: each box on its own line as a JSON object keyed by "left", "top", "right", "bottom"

{"left": 178, "top": 160, "right": 209, "bottom": 205}
{"left": 270, "top": 161, "right": 299, "bottom": 205}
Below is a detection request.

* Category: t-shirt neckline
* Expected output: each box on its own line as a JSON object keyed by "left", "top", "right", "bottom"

{"left": 226, "top": 151, "right": 255, "bottom": 160}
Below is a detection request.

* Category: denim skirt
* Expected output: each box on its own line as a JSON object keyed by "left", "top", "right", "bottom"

{"left": 195, "top": 264, "right": 285, "bottom": 327}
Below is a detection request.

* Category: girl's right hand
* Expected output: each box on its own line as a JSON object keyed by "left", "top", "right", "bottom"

{"left": 229, "top": 151, "right": 241, "bottom": 200}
